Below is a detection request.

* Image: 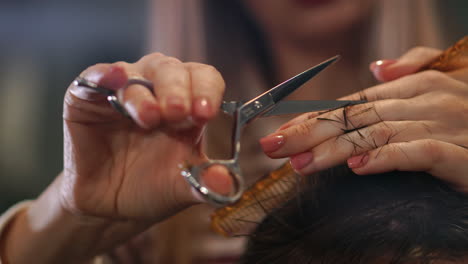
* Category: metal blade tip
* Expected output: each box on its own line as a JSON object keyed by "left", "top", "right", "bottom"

{"left": 296, "top": 54, "right": 341, "bottom": 82}
{"left": 267, "top": 55, "right": 341, "bottom": 102}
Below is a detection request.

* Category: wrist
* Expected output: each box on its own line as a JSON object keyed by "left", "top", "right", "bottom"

{"left": 2, "top": 175, "right": 150, "bottom": 264}
{"left": 0, "top": 203, "right": 30, "bottom": 264}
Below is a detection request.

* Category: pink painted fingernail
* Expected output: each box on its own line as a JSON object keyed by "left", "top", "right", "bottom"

{"left": 139, "top": 101, "right": 161, "bottom": 129}
{"left": 370, "top": 59, "right": 397, "bottom": 82}
{"left": 370, "top": 59, "right": 397, "bottom": 71}
{"left": 259, "top": 135, "right": 285, "bottom": 153}
{"left": 193, "top": 97, "right": 212, "bottom": 120}
{"left": 290, "top": 152, "right": 313, "bottom": 171}
{"left": 166, "top": 95, "right": 187, "bottom": 119}
{"left": 347, "top": 153, "right": 369, "bottom": 169}
{"left": 98, "top": 65, "right": 128, "bottom": 91}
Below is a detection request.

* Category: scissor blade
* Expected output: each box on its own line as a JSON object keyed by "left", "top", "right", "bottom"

{"left": 269, "top": 55, "right": 340, "bottom": 103}
{"left": 262, "top": 100, "right": 365, "bottom": 117}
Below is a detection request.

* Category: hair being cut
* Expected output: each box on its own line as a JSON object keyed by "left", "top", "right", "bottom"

{"left": 242, "top": 165, "right": 468, "bottom": 264}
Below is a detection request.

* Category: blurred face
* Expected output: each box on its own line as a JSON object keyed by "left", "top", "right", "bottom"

{"left": 242, "top": 0, "right": 375, "bottom": 40}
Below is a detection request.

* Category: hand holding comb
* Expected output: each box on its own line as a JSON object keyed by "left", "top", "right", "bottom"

{"left": 211, "top": 35, "right": 468, "bottom": 237}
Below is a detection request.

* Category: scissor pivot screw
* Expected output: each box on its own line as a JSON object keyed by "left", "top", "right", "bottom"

{"left": 254, "top": 101, "right": 263, "bottom": 109}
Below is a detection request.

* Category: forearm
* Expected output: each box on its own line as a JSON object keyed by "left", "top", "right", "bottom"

{"left": 0, "top": 174, "right": 149, "bottom": 264}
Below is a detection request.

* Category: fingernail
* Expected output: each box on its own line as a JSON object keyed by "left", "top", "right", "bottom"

{"left": 202, "top": 164, "right": 233, "bottom": 195}
{"left": 370, "top": 59, "right": 397, "bottom": 82}
{"left": 193, "top": 97, "right": 212, "bottom": 120}
{"left": 370, "top": 59, "right": 397, "bottom": 71}
{"left": 347, "top": 153, "right": 369, "bottom": 169}
{"left": 290, "top": 152, "right": 313, "bottom": 171}
{"left": 139, "top": 101, "right": 161, "bottom": 129}
{"left": 99, "top": 65, "right": 128, "bottom": 90}
{"left": 166, "top": 96, "right": 187, "bottom": 118}
{"left": 259, "top": 134, "right": 285, "bottom": 153}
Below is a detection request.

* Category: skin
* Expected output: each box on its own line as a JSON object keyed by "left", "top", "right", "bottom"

{"left": 260, "top": 47, "right": 468, "bottom": 192}
{"left": 243, "top": 0, "right": 375, "bottom": 99}
{"left": 242, "top": 0, "right": 374, "bottom": 41}
{"left": 0, "top": 54, "right": 232, "bottom": 263}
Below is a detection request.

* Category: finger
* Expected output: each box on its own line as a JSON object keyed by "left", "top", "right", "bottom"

{"left": 448, "top": 67, "right": 468, "bottom": 83}
{"left": 289, "top": 120, "right": 439, "bottom": 175}
{"left": 68, "top": 63, "right": 128, "bottom": 101}
{"left": 202, "top": 165, "right": 234, "bottom": 196}
{"left": 185, "top": 62, "right": 225, "bottom": 123}
{"left": 175, "top": 164, "right": 235, "bottom": 204}
{"left": 340, "top": 70, "right": 460, "bottom": 101}
{"left": 119, "top": 83, "right": 161, "bottom": 129}
{"left": 139, "top": 54, "right": 192, "bottom": 123}
{"left": 275, "top": 111, "right": 321, "bottom": 132}
{"left": 370, "top": 47, "right": 442, "bottom": 82}
{"left": 347, "top": 140, "right": 468, "bottom": 193}
{"left": 260, "top": 99, "right": 414, "bottom": 158}
{"left": 64, "top": 63, "right": 129, "bottom": 123}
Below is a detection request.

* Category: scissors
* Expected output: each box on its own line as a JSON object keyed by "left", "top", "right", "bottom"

{"left": 181, "top": 55, "right": 365, "bottom": 205}
{"left": 73, "top": 56, "right": 364, "bottom": 206}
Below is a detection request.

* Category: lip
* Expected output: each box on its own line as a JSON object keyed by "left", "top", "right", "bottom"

{"left": 292, "top": 0, "right": 335, "bottom": 8}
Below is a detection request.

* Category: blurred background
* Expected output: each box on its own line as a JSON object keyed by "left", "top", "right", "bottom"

{"left": 0, "top": 0, "right": 467, "bottom": 212}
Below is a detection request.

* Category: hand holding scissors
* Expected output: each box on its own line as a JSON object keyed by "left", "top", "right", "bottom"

{"left": 74, "top": 56, "right": 364, "bottom": 205}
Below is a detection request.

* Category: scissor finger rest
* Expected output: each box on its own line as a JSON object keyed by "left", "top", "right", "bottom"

{"left": 73, "top": 76, "right": 154, "bottom": 118}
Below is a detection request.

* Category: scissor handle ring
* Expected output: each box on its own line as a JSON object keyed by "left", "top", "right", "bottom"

{"left": 181, "top": 160, "right": 245, "bottom": 205}
{"left": 108, "top": 77, "right": 154, "bottom": 118}
{"left": 73, "top": 76, "right": 154, "bottom": 118}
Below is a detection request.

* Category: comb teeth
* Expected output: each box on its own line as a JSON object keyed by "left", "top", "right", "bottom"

{"left": 211, "top": 162, "right": 302, "bottom": 236}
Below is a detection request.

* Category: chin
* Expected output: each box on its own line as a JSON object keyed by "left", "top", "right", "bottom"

{"left": 287, "top": 0, "right": 374, "bottom": 39}
{"left": 244, "top": 0, "right": 374, "bottom": 40}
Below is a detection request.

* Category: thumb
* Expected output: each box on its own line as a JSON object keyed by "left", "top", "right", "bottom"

{"left": 202, "top": 165, "right": 235, "bottom": 196}
{"left": 180, "top": 164, "right": 236, "bottom": 205}
{"left": 370, "top": 47, "right": 442, "bottom": 82}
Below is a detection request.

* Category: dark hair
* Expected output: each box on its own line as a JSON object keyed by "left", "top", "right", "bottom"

{"left": 242, "top": 165, "right": 468, "bottom": 264}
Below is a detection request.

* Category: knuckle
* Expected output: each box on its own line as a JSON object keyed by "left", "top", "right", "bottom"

{"left": 383, "top": 143, "right": 403, "bottom": 159}
{"left": 407, "top": 46, "right": 429, "bottom": 56}
{"left": 186, "top": 62, "right": 220, "bottom": 75}
{"left": 433, "top": 93, "right": 463, "bottom": 113}
{"left": 112, "top": 61, "right": 130, "bottom": 69}
{"left": 419, "top": 70, "right": 449, "bottom": 88}
{"left": 165, "top": 71, "right": 189, "bottom": 89}
{"left": 184, "top": 61, "right": 203, "bottom": 69}
{"left": 186, "top": 63, "right": 226, "bottom": 93}
{"left": 345, "top": 102, "right": 375, "bottom": 124}
{"left": 206, "top": 67, "right": 225, "bottom": 91}
{"left": 140, "top": 54, "right": 182, "bottom": 74}
{"left": 150, "top": 52, "right": 164, "bottom": 57}
{"left": 191, "top": 63, "right": 222, "bottom": 77}
{"left": 462, "top": 147, "right": 468, "bottom": 162}
{"left": 202, "top": 64, "right": 220, "bottom": 75}
{"left": 370, "top": 122, "right": 395, "bottom": 143}
{"left": 157, "top": 57, "right": 182, "bottom": 67}
{"left": 145, "top": 58, "right": 188, "bottom": 84}
{"left": 289, "top": 120, "right": 315, "bottom": 138}
{"left": 420, "top": 139, "right": 443, "bottom": 163}
{"left": 83, "top": 62, "right": 109, "bottom": 73}
{"left": 139, "top": 52, "right": 164, "bottom": 63}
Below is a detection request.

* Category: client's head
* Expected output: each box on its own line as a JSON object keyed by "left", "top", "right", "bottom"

{"left": 242, "top": 165, "right": 468, "bottom": 264}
